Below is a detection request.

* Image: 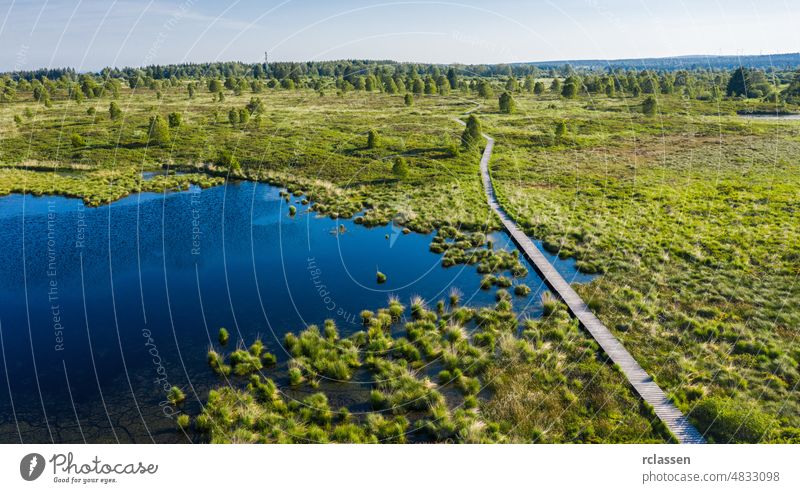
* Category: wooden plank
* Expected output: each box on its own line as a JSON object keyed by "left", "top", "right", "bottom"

{"left": 469, "top": 126, "right": 705, "bottom": 444}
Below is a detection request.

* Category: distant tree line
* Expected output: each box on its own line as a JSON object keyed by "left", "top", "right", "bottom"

{"left": 2, "top": 59, "right": 799, "bottom": 105}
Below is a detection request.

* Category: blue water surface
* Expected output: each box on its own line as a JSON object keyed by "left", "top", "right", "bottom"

{"left": 0, "top": 181, "right": 591, "bottom": 443}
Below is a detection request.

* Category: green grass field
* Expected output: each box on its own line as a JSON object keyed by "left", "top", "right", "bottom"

{"left": 480, "top": 93, "right": 800, "bottom": 443}
{"left": 1, "top": 78, "right": 798, "bottom": 443}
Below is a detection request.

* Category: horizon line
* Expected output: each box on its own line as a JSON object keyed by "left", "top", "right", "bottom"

{"left": 5, "top": 51, "right": 800, "bottom": 74}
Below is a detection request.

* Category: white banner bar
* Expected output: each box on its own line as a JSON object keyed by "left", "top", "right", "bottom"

{"left": 1, "top": 444, "right": 797, "bottom": 492}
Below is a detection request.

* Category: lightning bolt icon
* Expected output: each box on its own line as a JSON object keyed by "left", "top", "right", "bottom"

{"left": 28, "top": 456, "right": 37, "bottom": 478}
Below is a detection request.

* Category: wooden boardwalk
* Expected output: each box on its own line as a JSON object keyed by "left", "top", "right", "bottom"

{"left": 465, "top": 121, "right": 705, "bottom": 444}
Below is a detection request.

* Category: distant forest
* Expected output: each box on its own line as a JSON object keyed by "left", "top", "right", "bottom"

{"left": 524, "top": 52, "right": 800, "bottom": 71}
{"left": 3, "top": 53, "right": 800, "bottom": 106}
{"left": 4, "top": 52, "right": 800, "bottom": 82}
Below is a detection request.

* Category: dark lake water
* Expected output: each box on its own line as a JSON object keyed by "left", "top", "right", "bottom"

{"left": 0, "top": 181, "right": 592, "bottom": 443}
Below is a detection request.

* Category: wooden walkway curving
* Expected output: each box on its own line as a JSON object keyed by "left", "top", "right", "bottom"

{"left": 460, "top": 119, "right": 705, "bottom": 444}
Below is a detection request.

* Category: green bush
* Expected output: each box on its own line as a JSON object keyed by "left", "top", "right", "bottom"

{"left": 215, "top": 149, "right": 240, "bottom": 172}
{"left": 691, "top": 397, "right": 774, "bottom": 443}
{"left": 167, "top": 386, "right": 186, "bottom": 405}
{"left": 70, "top": 133, "right": 86, "bottom": 149}
{"left": 288, "top": 367, "right": 304, "bottom": 386}
{"left": 367, "top": 129, "right": 380, "bottom": 149}
{"left": 108, "top": 101, "right": 122, "bottom": 120}
{"left": 147, "top": 115, "right": 170, "bottom": 145}
{"left": 514, "top": 284, "right": 531, "bottom": 296}
{"left": 207, "top": 350, "right": 231, "bottom": 376}
{"left": 392, "top": 157, "right": 408, "bottom": 179}
{"left": 168, "top": 112, "right": 182, "bottom": 127}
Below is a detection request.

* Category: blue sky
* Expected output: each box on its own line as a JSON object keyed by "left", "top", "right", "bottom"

{"left": 0, "top": 0, "right": 797, "bottom": 71}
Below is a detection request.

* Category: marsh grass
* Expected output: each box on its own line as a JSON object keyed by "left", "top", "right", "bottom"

{"left": 191, "top": 293, "right": 663, "bottom": 443}
{"left": 1, "top": 86, "right": 494, "bottom": 233}
{"left": 541, "top": 291, "right": 558, "bottom": 316}
{"left": 207, "top": 349, "right": 231, "bottom": 376}
{"left": 10, "top": 79, "right": 794, "bottom": 443}
{"left": 448, "top": 287, "right": 462, "bottom": 306}
{"left": 167, "top": 386, "right": 186, "bottom": 406}
{"left": 483, "top": 92, "right": 800, "bottom": 441}
{"left": 514, "top": 284, "right": 531, "bottom": 296}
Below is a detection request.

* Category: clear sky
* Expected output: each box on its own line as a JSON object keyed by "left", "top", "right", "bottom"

{"left": 0, "top": 0, "right": 797, "bottom": 71}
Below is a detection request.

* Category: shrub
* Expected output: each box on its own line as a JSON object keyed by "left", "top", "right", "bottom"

{"left": 499, "top": 92, "right": 516, "bottom": 113}
{"left": 215, "top": 149, "right": 240, "bottom": 172}
{"left": 495, "top": 276, "right": 512, "bottom": 288}
{"left": 575, "top": 260, "right": 601, "bottom": 274}
{"left": 167, "top": 386, "right": 186, "bottom": 405}
{"left": 447, "top": 141, "right": 460, "bottom": 157}
{"left": 464, "top": 395, "right": 478, "bottom": 409}
{"left": 691, "top": 397, "right": 774, "bottom": 443}
{"left": 249, "top": 339, "right": 264, "bottom": 357}
{"left": 376, "top": 271, "right": 387, "bottom": 284}
{"left": 238, "top": 108, "right": 250, "bottom": 124}
{"left": 109, "top": 101, "right": 122, "bottom": 120}
{"left": 230, "top": 348, "right": 263, "bottom": 375}
{"left": 410, "top": 296, "right": 426, "bottom": 319}
{"left": 367, "top": 129, "right": 380, "bottom": 149}
{"left": 288, "top": 205, "right": 297, "bottom": 216}
{"left": 246, "top": 96, "right": 265, "bottom": 113}
{"left": 404, "top": 93, "right": 413, "bottom": 106}
{"left": 495, "top": 289, "right": 511, "bottom": 302}
{"left": 323, "top": 319, "right": 339, "bottom": 340}
{"left": 541, "top": 291, "right": 558, "bottom": 315}
{"left": 262, "top": 352, "right": 277, "bottom": 365}
{"left": 218, "top": 327, "right": 229, "bottom": 345}
{"left": 370, "top": 390, "right": 386, "bottom": 409}
{"left": 207, "top": 350, "right": 231, "bottom": 376}
{"left": 514, "top": 284, "right": 531, "bottom": 296}
{"left": 320, "top": 358, "right": 352, "bottom": 380}
{"left": 461, "top": 114, "right": 484, "bottom": 151}
{"left": 554, "top": 120, "right": 567, "bottom": 139}
{"left": 392, "top": 157, "right": 408, "bottom": 179}
{"left": 449, "top": 288, "right": 461, "bottom": 306}
{"left": 168, "top": 112, "right": 182, "bottom": 127}
{"left": 70, "top": 133, "right": 86, "bottom": 149}
{"left": 288, "top": 367, "right": 304, "bottom": 385}
{"left": 147, "top": 114, "right": 170, "bottom": 145}
{"left": 642, "top": 96, "right": 658, "bottom": 116}
{"left": 388, "top": 298, "right": 404, "bottom": 319}
{"left": 176, "top": 414, "right": 190, "bottom": 430}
